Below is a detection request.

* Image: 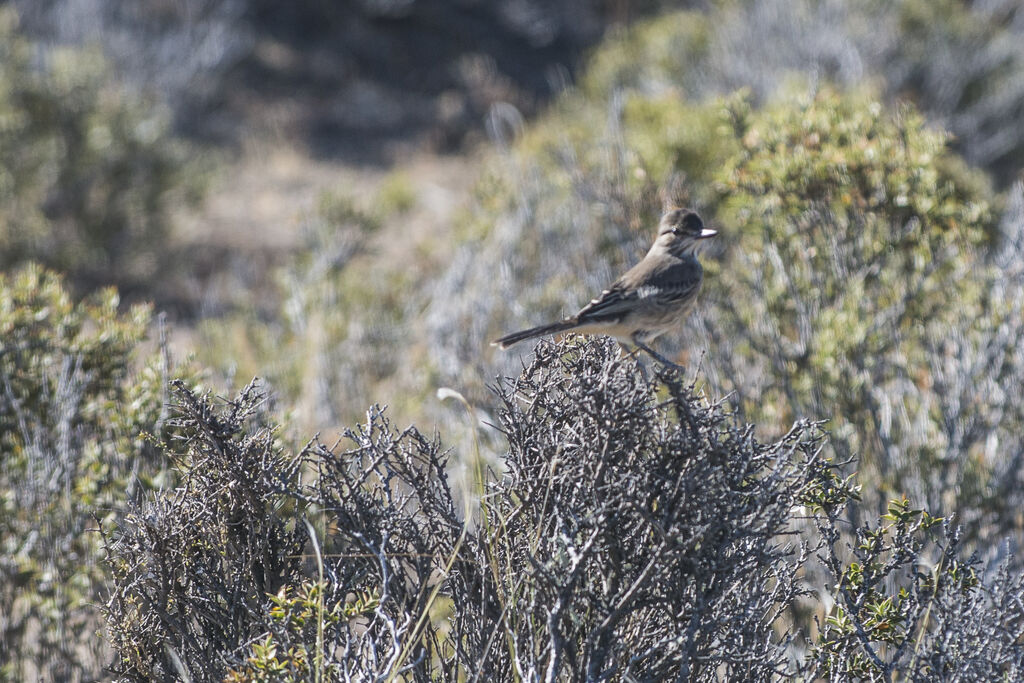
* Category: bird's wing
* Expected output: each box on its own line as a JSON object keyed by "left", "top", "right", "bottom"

{"left": 573, "top": 256, "right": 703, "bottom": 324}
{"left": 571, "top": 282, "right": 638, "bottom": 324}
{"left": 637, "top": 259, "right": 704, "bottom": 306}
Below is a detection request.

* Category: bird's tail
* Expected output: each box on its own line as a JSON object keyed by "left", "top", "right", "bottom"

{"left": 491, "top": 319, "right": 577, "bottom": 349}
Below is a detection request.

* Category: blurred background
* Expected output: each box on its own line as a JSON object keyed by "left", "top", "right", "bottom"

{"left": 3, "top": 0, "right": 637, "bottom": 302}
{"left": 5, "top": 0, "right": 1023, "bottom": 421}
{"left": 3, "top": 0, "right": 1024, "bottom": 678}
{"left": 0, "top": 0, "right": 682, "bottom": 416}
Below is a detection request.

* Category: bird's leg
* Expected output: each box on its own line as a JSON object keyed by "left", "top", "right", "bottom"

{"left": 618, "top": 341, "right": 650, "bottom": 381}
{"left": 617, "top": 341, "right": 641, "bottom": 361}
{"left": 632, "top": 336, "right": 685, "bottom": 371}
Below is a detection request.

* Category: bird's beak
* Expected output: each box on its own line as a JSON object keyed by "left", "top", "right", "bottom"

{"left": 699, "top": 228, "right": 718, "bottom": 238}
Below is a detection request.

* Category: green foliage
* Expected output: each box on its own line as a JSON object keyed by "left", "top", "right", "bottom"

{"left": 580, "top": 11, "right": 710, "bottom": 100}
{"left": 706, "top": 87, "right": 1006, "bottom": 516}
{"left": 0, "top": 264, "right": 185, "bottom": 680}
{"left": 719, "top": 89, "right": 991, "bottom": 237}
{"left": 621, "top": 92, "right": 737, "bottom": 197}
{"left": 712, "top": 89, "right": 983, "bottom": 444}
{"left": 810, "top": 490, "right": 1016, "bottom": 680}
{"left": 801, "top": 458, "right": 863, "bottom": 515}
{"left": 0, "top": 8, "right": 202, "bottom": 291}
{"left": 578, "top": 2, "right": 1024, "bottom": 185}
{"left": 374, "top": 172, "right": 418, "bottom": 216}
{"left": 225, "top": 583, "right": 381, "bottom": 682}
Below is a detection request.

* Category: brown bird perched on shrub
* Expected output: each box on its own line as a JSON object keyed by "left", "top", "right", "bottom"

{"left": 492, "top": 208, "right": 716, "bottom": 362}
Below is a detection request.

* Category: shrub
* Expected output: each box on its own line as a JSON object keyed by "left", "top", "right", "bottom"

{"left": 702, "top": 88, "right": 1024, "bottom": 535}
{"left": 465, "top": 338, "right": 828, "bottom": 679}
{"left": 0, "top": 8, "right": 202, "bottom": 293}
{"left": 103, "top": 379, "right": 308, "bottom": 680}
{"left": 0, "top": 264, "right": 182, "bottom": 681}
{"left": 102, "top": 338, "right": 1024, "bottom": 680}
{"left": 810, "top": 496, "right": 1024, "bottom": 680}
{"left": 583, "top": 1, "right": 1024, "bottom": 186}
{"left": 103, "top": 378, "right": 468, "bottom": 682}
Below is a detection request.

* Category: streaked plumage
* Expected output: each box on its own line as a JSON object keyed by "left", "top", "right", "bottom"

{"left": 492, "top": 208, "right": 716, "bottom": 350}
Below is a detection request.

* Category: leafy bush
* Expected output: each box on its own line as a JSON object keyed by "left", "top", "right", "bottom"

{"left": 103, "top": 378, "right": 468, "bottom": 681}
{"left": 0, "top": 8, "right": 202, "bottom": 293}
{"left": 702, "top": 88, "right": 1024, "bottom": 534}
{"left": 585, "top": 1, "right": 1024, "bottom": 186}
{"left": 0, "top": 264, "right": 183, "bottom": 681}
{"left": 102, "top": 339, "right": 1024, "bottom": 680}
{"left": 810, "top": 496, "right": 1024, "bottom": 680}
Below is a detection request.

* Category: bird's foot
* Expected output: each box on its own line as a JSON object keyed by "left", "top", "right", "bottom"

{"left": 618, "top": 342, "right": 650, "bottom": 380}
{"left": 617, "top": 342, "right": 641, "bottom": 361}
{"left": 633, "top": 341, "right": 685, "bottom": 372}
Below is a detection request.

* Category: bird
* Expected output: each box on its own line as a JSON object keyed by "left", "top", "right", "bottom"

{"left": 492, "top": 207, "right": 716, "bottom": 364}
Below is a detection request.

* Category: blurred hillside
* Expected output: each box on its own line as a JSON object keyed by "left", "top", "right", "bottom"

{"left": 6, "top": 0, "right": 681, "bottom": 315}
{"left": 12, "top": 0, "right": 669, "bottom": 154}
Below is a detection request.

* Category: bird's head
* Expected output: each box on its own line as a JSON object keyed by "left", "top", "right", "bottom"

{"left": 655, "top": 208, "right": 717, "bottom": 256}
